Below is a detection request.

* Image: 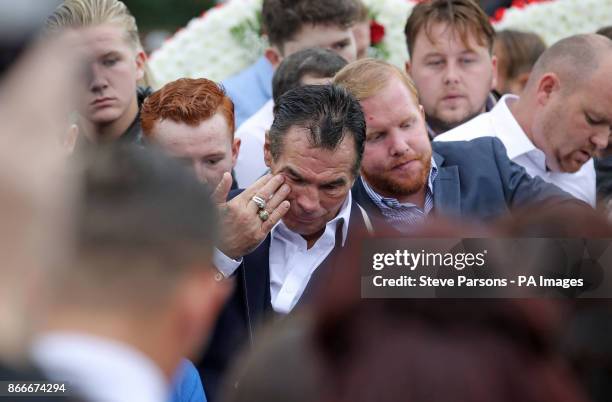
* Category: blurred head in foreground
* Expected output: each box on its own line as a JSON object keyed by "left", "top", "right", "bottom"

{"left": 38, "top": 145, "right": 230, "bottom": 379}
{"left": 310, "top": 205, "right": 610, "bottom": 402}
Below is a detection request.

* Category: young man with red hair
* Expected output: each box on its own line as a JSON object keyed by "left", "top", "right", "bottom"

{"left": 141, "top": 78, "right": 241, "bottom": 189}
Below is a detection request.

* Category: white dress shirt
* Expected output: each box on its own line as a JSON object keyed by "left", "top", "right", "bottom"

{"left": 31, "top": 331, "right": 168, "bottom": 402}
{"left": 214, "top": 193, "right": 352, "bottom": 314}
{"left": 435, "top": 94, "right": 596, "bottom": 206}
{"left": 234, "top": 100, "right": 274, "bottom": 188}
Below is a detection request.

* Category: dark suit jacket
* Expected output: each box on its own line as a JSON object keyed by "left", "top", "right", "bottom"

{"left": 352, "top": 137, "right": 579, "bottom": 231}
{"left": 197, "top": 196, "right": 371, "bottom": 401}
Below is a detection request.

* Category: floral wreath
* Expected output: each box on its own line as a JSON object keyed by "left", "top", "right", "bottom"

{"left": 149, "top": 0, "right": 612, "bottom": 87}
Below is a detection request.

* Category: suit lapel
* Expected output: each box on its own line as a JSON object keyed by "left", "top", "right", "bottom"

{"left": 241, "top": 235, "right": 272, "bottom": 332}
{"left": 432, "top": 152, "right": 461, "bottom": 217}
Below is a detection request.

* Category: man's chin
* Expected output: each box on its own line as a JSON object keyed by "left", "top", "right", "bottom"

{"left": 431, "top": 110, "right": 477, "bottom": 132}
{"left": 282, "top": 216, "right": 325, "bottom": 236}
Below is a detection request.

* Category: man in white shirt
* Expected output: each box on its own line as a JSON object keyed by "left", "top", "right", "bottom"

{"left": 234, "top": 48, "right": 348, "bottom": 188}
{"left": 31, "top": 146, "right": 232, "bottom": 402}
{"left": 436, "top": 34, "right": 612, "bottom": 207}
{"left": 199, "top": 84, "right": 372, "bottom": 400}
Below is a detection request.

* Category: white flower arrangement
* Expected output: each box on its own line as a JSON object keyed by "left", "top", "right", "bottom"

{"left": 149, "top": 0, "right": 415, "bottom": 86}
{"left": 493, "top": 0, "right": 612, "bottom": 45}
{"left": 149, "top": 0, "right": 612, "bottom": 87}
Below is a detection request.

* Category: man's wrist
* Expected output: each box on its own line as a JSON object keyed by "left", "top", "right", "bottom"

{"left": 213, "top": 248, "right": 243, "bottom": 278}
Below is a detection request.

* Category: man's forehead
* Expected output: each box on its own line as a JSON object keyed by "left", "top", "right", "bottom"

{"left": 417, "top": 21, "right": 489, "bottom": 54}
{"left": 154, "top": 115, "right": 232, "bottom": 145}
{"left": 277, "top": 126, "right": 355, "bottom": 174}
{"left": 291, "top": 23, "right": 352, "bottom": 44}
{"left": 361, "top": 79, "right": 420, "bottom": 123}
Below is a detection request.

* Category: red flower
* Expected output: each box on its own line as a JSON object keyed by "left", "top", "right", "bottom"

{"left": 491, "top": 7, "right": 506, "bottom": 22}
{"left": 370, "top": 20, "right": 385, "bottom": 46}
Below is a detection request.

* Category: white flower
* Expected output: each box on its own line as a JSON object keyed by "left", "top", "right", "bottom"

{"left": 494, "top": 0, "right": 612, "bottom": 45}
{"left": 149, "top": 0, "right": 612, "bottom": 87}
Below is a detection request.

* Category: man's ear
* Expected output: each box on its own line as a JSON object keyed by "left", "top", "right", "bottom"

{"left": 490, "top": 55, "right": 498, "bottom": 91}
{"left": 264, "top": 47, "right": 283, "bottom": 68}
{"left": 231, "top": 138, "right": 241, "bottom": 168}
{"left": 264, "top": 131, "right": 273, "bottom": 168}
{"left": 135, "top": 50, "right": 146, "bottom": 81}
{"left": 535, "top": 73, "right": 560, "bottom": 106}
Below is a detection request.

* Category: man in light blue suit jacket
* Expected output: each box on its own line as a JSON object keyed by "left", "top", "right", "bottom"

{"left": 223, "top": 56, "right": 274, "bottom": 128}
{"left": 333, "top": 59, "right": 581, "bottom": 233}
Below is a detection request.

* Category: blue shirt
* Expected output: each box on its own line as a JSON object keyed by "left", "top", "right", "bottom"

{"left": 222, "top": 56, "right": 274, "bottom": 127}
{"left": 169, "top": 359, "right": 206, "bottom": 402}
{"left": 361, "top": 157, "right": 438, "bottom": 233}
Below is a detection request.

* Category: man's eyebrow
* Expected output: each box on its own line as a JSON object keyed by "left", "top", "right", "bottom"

{"left": 321, "top": 177, "right": 347, "bottom": 187}
{"left": 282, "top": 166, "right": 304, "bottom": 180}
{"left": 201, "top": 152, "right": 225, "bottom": 159}
{"left": 100, "top": 51, "right": 120, "bottom": 58}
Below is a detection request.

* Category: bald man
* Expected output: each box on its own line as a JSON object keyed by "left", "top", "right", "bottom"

{"left": 437, "top": 34, "right": 612, "bottom": 207}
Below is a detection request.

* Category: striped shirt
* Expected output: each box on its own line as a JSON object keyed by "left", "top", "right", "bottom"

{"left": 362, "top": 157, "right": 438, "bottom": 233}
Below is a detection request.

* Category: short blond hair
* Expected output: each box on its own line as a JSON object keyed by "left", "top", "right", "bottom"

{"left": 47, "top": 0, "right": 140, "bottom": 47}
{"left": 333, "top": 58, "right": 419, "bottom": 102}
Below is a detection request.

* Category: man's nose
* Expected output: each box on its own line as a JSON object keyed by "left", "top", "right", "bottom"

{"left": 592, "top": 128, "right": 611, "bottom": 151}
{"left": 295, "top": 186, "right": 320, "bottom": 215}
{"left": 443, "top": 60, "right": 460, "bottom": 85}
{"left": 88, "top": 63, "right": 108, "bottom": 93}
{"left": 387, "top": 129, "right": 411, "bottom": 157}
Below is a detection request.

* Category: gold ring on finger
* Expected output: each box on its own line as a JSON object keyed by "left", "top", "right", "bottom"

{"left": 258, "top": 209, "right": 270, "bottom": 222}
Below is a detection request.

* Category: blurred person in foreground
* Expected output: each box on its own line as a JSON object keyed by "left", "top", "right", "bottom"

{"left": 437, "top": 34, "right": 612, "bottom": 207}
{"left": 333, "top": 59, "right": 577, "bottom": 234}
{"left": 223, "top": 0, "right": 361, "bottom": 126}
{"left": 46, "top": 0, "right": 153, "bottom": 146}
{"left": 593, "top": 26, "right": 612, "bottom": 216}
{"left": 404, "top": 0, "right": 498, "bottom": 138}
{"left": 310, "top": 205, "right": 608, "bottom": 402}
{"left": 234, "top": 48, "right": 348, "bottom": 187}
{"left": 0, "top": 2, "right": 86, "bottom": 398}
{"left": 493, "top": 29, "right": 546, "bottom": 96}
{"left": 141, "top": 78, "right": 240, "bottom": 190}
{"left": 29, "top": 145, "right": 232, "bottom": 402}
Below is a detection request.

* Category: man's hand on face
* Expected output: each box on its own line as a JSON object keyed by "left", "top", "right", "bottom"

{"left": 213, "top": 172, "right": 291, "bottom": 259}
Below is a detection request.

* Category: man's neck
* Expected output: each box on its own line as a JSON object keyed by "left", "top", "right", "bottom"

{"left": 301, "top": 229, "right": 325, "bottom": 250}
{"left": 508, "top": 96, "right": 535, "bottom": 144}
{"left": 365, "top": 177, "right": 427, "bottom": 209}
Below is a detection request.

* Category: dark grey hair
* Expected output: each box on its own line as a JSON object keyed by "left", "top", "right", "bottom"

{"left": 269, "top": 84, "right": 365, "bottom": 177}
{"left": 272, "top": 48, "right": 348, "bottom": 104}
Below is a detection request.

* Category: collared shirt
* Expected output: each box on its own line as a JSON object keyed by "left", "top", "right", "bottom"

{"left": 214, "top": 193, "right": 352, "bottom": 314}
{"left": 361, "top": 158, "right": 438, "bottom": 233}
{"left": 435, "top": 94, "right": 596, "bottom": 206}
{"left": 234, "top": 99, "right": 274, "bottom": 188}
{"left": 31, "top": 332, "right": 168, "bottom": 402}
{"left": 427, "top": 92, "right": 497, "bottom": 139}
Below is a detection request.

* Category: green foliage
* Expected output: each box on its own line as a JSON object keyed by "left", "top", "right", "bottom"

{"left": 123, "top": 0, "right": 215, "bottom": 31}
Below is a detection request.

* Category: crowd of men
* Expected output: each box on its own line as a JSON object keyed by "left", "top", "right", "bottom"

{"left": 2, "top": 0, "right": 612, "bottom": 402}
